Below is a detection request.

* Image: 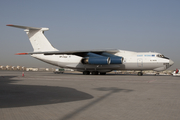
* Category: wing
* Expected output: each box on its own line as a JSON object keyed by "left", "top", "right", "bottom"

{"left": 16, "top": 49, "right": 124, "bottom": 64}
{"left": 15, "top": 49, "right": 120, "bottom": 57}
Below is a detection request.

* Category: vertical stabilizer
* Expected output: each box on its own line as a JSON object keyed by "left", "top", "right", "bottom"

{"left": 7, "top": 24, "right": 58, "bottom": 52}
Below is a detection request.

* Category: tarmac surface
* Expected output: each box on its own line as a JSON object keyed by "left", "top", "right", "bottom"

{"left": 0, "top": 71, "right": 180, "bottom": 120}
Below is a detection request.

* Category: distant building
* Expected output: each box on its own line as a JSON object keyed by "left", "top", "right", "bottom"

{"left": 17, "top": 66, "right": 22, "bottom": 71}
{"left": 26, "top": 68, "right": 38, "bottom": 71}
{"left": 12, "top": 66, "right": 17, "bottom": 70}
{"left": 6, "top": 65, "right": 12, "bottom": 70}
{"left": 22, "top": 66, "right": 26, "bottom": 71}
{"left": 38, "top": 68, "right": 46, "bottom": 71}
{"left": 0, "top": 66, "right": 6, "bottom": 70}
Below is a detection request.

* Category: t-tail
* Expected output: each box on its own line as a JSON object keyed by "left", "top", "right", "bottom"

{"left": 6, "top": 24, "right": 58, "bottom": 52}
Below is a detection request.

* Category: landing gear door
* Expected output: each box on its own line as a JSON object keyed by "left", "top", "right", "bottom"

{"left": 137, "top": 58, "right": 143, "bottom": 67}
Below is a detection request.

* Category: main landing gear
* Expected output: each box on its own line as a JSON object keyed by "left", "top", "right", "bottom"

{"left": 83, "top": 71, "right": 90, "bottom": 75}
{"left": 91, "top": 71, "right": 99, "bottom": 75}
{"left": 137, "top": 72, "right": 143, "bottom": 76}
{"left": 100, "top": 72, "right": 106, "bottom": 75}
{"left": 83, "top": 71, "right": 106, "bottom": 75}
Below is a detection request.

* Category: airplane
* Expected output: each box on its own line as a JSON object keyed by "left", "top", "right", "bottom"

{"left": 7, "top": 24, "right": 174, "bottom": 75}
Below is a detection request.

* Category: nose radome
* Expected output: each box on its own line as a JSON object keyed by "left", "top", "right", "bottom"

{"left": 169, "top": 59, "right": 174, "bottom": 66}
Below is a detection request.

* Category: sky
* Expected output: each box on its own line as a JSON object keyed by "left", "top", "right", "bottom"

{"left": 0, "top": 0, "right": 179, "bottom": 70}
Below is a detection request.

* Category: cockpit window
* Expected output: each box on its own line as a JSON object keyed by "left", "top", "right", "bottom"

{"left": 157, "top": 54, "right": 169, "bottom": 59}
{"left": 157, "top": 54, "right": 164, "bottom": 58}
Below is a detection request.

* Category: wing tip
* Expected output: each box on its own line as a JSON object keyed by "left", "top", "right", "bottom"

{"left": 6, "top": 24, "right": 14, "bottom": 26}
{"left": 15, "top": 53, "right": 28, "bottom": 55}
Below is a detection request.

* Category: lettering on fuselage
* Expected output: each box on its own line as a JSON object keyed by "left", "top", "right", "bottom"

{"left": 144, "top": 55, "right": 155, "bottom": 57}
{"left": 150, "top": 60, "right": 157, "bottom": 61}
{"left": 137, "top": 55, "right": 143, "bottom": 57}
{"left": 137, "top": 55, "right": 155, "bottom": 57}
{"left": 59, "top": 55, "right": 68, "bottom": 58}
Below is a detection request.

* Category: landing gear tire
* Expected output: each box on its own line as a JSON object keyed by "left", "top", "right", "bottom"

{"left": 138, "top": 72, "right": 143, "bottom": 76}
{"left": 91, "top": 71, "right": 99, "bottom": 75}
{"left": 83, "top": 71, "right": 90, "bottom": 75}
{"left": 155, "top": 73, "right": 159, "bottom": 76}
{"left": 100, "top": 72, "right": 106, "bottom": 75}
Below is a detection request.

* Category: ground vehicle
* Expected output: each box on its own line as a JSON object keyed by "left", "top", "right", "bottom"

{"left": 53, "top": 69, "right": 64, "bottom": 74}
{"left": 172, "top": 69, "right": 180, "bottom": 76}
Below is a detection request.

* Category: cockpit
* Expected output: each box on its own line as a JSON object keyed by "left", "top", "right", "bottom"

{"left": 157, "top": 54, "right": 169, "bottom": 59}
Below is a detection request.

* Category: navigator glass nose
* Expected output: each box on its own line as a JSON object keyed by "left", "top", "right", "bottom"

{"left": 169, "top": 59, "right": 174, "bottom": 66}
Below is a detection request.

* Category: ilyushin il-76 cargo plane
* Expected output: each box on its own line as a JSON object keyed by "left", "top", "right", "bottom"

{"left": 7, "top": 24, "right": 174, "bottom": 75}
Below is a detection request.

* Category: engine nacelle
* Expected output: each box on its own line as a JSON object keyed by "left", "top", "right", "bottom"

{"left": 100, "top": 52, "right": 123, "bottom": 64}
{"left": 82, "top": 57, "right": 111, "bottom": 65}
{"left": 110, "top": 57, "right": 123, "bottom": 64}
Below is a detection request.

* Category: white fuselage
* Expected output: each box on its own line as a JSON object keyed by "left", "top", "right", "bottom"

{"left": 32, "top": 50, "right": 173, "bottom": 72}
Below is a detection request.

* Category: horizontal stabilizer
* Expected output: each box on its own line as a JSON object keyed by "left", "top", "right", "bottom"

{"left": 6, "top": 24, "right": 42, "bottom": 30}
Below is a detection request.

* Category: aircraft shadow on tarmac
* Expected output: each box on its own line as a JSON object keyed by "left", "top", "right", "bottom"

{"left": 60, "top": 87, "right": 133, "bottom": 120}
{"left": 0, "top": 76, "right": 94, "bottom": 108}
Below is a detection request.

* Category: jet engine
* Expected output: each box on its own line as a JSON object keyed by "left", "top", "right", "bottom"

{"left": 110, "top": 57, "right": 123, "bottom": 64}
{"left": 100, "top": 52, "right": 123, "bottom": 64}
{"left": 81, "top": 57, "right": 111, "bottom": 65}
{"left": 81, "top": 52, "right": 123, "bottom": 65}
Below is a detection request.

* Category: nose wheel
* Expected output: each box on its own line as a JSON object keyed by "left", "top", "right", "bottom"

{"left": 137, "top": 72, "right": 143, "bottom": 76}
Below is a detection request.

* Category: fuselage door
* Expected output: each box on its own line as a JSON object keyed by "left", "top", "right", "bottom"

{"left": 137, "top": 58, "right": 143, "bottom": 67}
